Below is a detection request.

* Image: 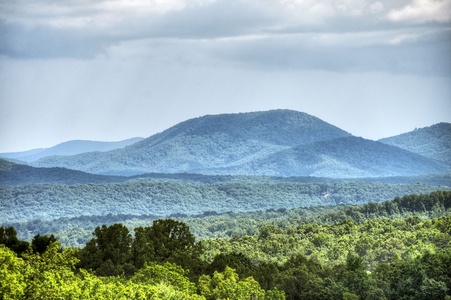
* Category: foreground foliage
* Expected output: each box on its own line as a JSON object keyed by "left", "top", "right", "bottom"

{"left": 0, "top": 244, "right": 283, "bottom": 300}
{"left": 1, "top": 191, "right": 451, "bottom": 299}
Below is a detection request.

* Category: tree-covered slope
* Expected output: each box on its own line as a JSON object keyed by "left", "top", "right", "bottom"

{"left": 221, "top": 136, "right": 449, "bottom": 177}
{"left": 2, "top": 192, "right": 451, "bottom": 300}
{"left": 0, "top": 159, "right": 125, "bottom": 185}
{"left": 32, "top": 110, "right": 351, "bottom": 175}
{"left": 28, "top": 111, "right": 451, "bottom": 177}
{"left": 2, "top": 174, "right": 450, "bottom": 225}
{"left": 379, "top": 122, "right": 451, "bottom": 165}
{"left": 0, "top": 137, "right": 143, "bottom": 162}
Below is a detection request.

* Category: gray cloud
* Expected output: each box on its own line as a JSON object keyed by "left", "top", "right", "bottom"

{"left": 0, "top": 0, "right": 449, "bottom": 82}
{"left": 212, "top": 27, "right": 451, "bottom": 76}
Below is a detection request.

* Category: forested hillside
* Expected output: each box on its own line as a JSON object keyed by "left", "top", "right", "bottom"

{"left": 0, "top": 159, "right": 125, "bottom": 185}
{"left": 221, "top": 136, "right": 448, "bottom": 177}
{"left": 2, "top": 191, "right": 451, "bottom": 299}
{"left": 2, "top": 176, "right": 449, "bottom": 225}
{"left": 31, "top": 110, "right": 450, "bottom": 177}
{"left": 380, "top": 122, "right": 451, "bottom": 165}
{"left": 32, "top": 110, "right": 352, "bottom": 176}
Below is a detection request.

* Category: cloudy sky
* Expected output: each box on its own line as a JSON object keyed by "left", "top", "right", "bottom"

{"left": 1, "top": 0, "right": 450, "bottom": 152}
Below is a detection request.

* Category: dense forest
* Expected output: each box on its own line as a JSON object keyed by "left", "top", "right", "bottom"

{"left": 379, "top": 122, "right": 451, "bottom": 165}
{"left": 2, "top": 175, "right": 449, "bottom": 225}
{"left": 2, "top": 191, "right": 451, "bottom": 299}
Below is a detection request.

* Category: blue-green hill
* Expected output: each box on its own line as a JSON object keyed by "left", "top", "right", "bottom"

{"left": 0, "top": 159, "right": 124, "bottom": 185}
{"left": 223, "top": 136, "right": 448, "bottom": 177}
{"left": 379, "top": 122, "right": 451, "bottom": 165}
{"left": 33, "top": 110, "right": 351, "bottom": 175}
{"left": 31, "top": 110, "right": 450, "bottom": 177}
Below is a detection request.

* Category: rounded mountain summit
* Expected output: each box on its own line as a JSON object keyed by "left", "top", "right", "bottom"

{"left": 33, "top": 110, "right": 449, "bottom": 177}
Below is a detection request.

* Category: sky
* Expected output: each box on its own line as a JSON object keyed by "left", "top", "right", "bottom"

{"left": 0, "top": 0, "right": 450, "bottom": 153}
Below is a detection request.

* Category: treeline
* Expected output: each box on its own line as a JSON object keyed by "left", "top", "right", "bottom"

{"left": 1, "top": 218, "right": 450, "bottom": 299}
{"left": 2, "top": 191, "right": 451, "bottom": 299}
{"left": 1, "top": 220, "right": 284, "bottom": 299}
{"left": 9, "top": 190, "right": 451, "bottom": 248}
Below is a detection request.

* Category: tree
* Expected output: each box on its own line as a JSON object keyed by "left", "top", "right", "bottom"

{"left": 0, "top": 226, "right": 30, "bottom": 256}
{"left": 0, "top": 245, "right": 28, "bottom": 299}
{"left": 343, "top": 255, "right": 370, "bottom": 299}
{"left": 131, "top": 262, "right": 197, "bottom": 295}
{"left": 78, "top": 223, "right": 133, "bottom": 276}
{"left": 131, "top": 219, "right": 203, "bottom": 276}
{"left": 148, "top": 219, "right": 196, "bottom": 262}
{"left": 31, "top": 234, "right": 57, "bottom": 254}
{"left": 206, "top": 252, "right": 253, "bottom": 279}
{"left": 198, "top": 266, "right": 283, "bottom": 300}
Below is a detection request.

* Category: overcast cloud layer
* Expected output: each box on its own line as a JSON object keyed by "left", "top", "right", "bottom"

{"left": 1, "top": 0, "right": 450, "bottom": 152}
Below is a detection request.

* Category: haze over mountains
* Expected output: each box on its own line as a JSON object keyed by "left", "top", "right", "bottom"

{"left": 0, "top": 159, "right": 126, "bottom": 185}
{"left": 5, "top": 110, "right": 450, "bottom": 178}
{"left": 0, "top": 137, "right": 143, "bottom": 162}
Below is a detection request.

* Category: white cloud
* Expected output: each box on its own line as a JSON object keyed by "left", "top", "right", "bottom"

{"left": 387, "top": 0, "right": 451, "bottom": 23}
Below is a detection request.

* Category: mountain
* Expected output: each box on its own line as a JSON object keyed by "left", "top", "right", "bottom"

{"left": 31, "top": 110, "right": 450, "bottom": 177}
{"left": 0, "top": 159, "right": 125, "bottom": 185}
{"left": 0, "top": 137, "right": 144, "bottom": 162}
{"left": 218, "top": 136, "right": 448, "bottom": 177}
{"left": 33, "top": 110, "right": 352, "bottom": 175}
{"left": 379, "top": 123, "right": 451, "bottom": 165}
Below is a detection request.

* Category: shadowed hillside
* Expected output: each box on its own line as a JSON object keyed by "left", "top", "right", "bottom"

{"left": 221, "top": 136, "right": 448, "bottom": 177}
{"left": 0, "top": 159, "right": 124, "bottom": 185}
{"left": 379, "top": 122, "right": 451, "bottom": 165}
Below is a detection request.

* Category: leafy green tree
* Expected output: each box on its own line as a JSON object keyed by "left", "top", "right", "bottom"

{"left": 131, "top": 262, "right": 197, "bottom": 295}
{"left": 206, "top": 252, "right": 253, "bottom": 279}
{"left": 131, "top": 225, "right": 154, "bottom": 269}
{"left": 78, "top": 223, "right": 133, "bottom": 276}
{"left": 253, "top": 262, "right": 280, "bottom": 290}
{"left": 199, "top": 266, "right": 283, "bottom": 300}
{"left": 342, "top": 292, "right": 359, "bottom": 300}
{"left": 0, "top": 245, "right": 28, "bottom": 299}
{"left": 0, "top": 226, "right": 30, "bottom": 256}
{"left": 148, "top": 219, "right": 196, "bottom": 262}
{"left": 22, "top": 242, "right": 82, "bottom": 299}
{"left": 31, "top": 234, "right": 57, "bottom": 254}
{"left": 342, "top": 254, "right": 380, "bottom": 300}
{"left": 132, "top": 219, "right": 204, "bottom": 277}
{"left": 276, "top": 254, "right": 323, "bottom": 300}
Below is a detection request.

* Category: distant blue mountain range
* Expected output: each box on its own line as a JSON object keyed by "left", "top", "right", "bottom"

{"left": 3, "top": 110, "right": 450, "bottom": 178}
{"left": 0, "top": 137, "right": 144, "bottom": 162}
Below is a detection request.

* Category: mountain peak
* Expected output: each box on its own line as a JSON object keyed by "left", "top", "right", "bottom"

{"left": 145, "top": 109, "right": 351, "bottom": 148}
{"left": 31, "top": 111, "right": 449, "bottom": 177}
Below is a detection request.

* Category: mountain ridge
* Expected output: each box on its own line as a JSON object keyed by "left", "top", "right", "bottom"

{"left": 0, "top": 137, "right": 144, "bottom": 162}
{"left": 33, "top": 110, "right": 353, "bottom": 175}
{"left": 379, "top": 122, "right": 451, "bottom": 165}
{"left": 0, "top": 159, "right": 125, "bottom": 185}
{"left": 29, "top": 110, "right": 450, "bottom": 178}
{"left": 215, "top": 136, "right": 447, "bottom": 177}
